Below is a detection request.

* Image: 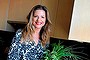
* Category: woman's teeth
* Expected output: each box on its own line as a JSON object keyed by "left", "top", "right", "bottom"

{"left": 36, "top": 22, "right": 42, "bottom": 25}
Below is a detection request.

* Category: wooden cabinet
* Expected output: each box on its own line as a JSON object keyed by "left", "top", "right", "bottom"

{"left": 8, "top": 0, "right": 41, "bottom": 22}
{"left": 7, "top": 0, "right": 74, "bottom": 39}
{"left": 54, "top": 0, "right": 74, "bottom": 39}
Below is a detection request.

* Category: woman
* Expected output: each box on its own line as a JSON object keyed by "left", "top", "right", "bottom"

{"left": 7, "top": 5, "right": 51, "bottom": 60}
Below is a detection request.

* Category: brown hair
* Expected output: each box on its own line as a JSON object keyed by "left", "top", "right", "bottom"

{"left": 21, "top": 5, "right": 52, "bottom": 47}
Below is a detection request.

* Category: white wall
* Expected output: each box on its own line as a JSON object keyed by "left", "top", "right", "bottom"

{"left": 69, "top": 0, "right": 90, "bottom": 42}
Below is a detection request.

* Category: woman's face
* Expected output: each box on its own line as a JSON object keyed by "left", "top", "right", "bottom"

{"left": 32, "top": 10, "right": 46, "bottom": 29}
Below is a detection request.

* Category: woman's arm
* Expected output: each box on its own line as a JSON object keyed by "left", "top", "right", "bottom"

{"left": 7, "top": 29, "right": 22, "bottom": 60}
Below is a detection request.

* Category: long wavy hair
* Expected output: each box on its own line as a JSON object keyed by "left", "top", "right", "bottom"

{"left": 21, "top": 5, "right": 52, "bottom": 47}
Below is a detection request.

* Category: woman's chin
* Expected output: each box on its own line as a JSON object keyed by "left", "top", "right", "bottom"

{"left": 35, "top": 26, "right": 42, "bottom": 29}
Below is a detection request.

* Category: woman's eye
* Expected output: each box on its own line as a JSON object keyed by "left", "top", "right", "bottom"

{"left": 42, "top": 16, "right": 44, "bottom": 18}
{"left": 34, "top": 16, "right": 37, "bottom": 17}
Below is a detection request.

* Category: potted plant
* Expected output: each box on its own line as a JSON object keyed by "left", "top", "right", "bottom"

{"left": 42, "top": 41, "right": 88, "bottom": 60}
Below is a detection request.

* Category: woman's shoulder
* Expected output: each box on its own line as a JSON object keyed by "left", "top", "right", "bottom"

{"left": 12, "top": 29, "right": 22, "bottom": 43}
{"left": 15, "top": 29, "right": 23, "bottom": 39}
{"left": 15, "top": 29, "right": 23, "bottom": 35}
{"left": 16, "top": 29, "right": 22, "bottom": 35}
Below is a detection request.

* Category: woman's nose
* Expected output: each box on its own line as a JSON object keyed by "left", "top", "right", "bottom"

{"left": 37, "top": 17, "right": 41, "bottom": 21}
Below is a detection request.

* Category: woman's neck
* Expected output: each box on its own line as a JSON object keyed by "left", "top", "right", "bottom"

{"left": 34, "top": 28, "right": 41, "bottom": 34}
{"left": 32, "top": 29, "right": 41, "bottom": 45}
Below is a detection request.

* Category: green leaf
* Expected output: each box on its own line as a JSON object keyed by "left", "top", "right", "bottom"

{"left": 42, "top": 40, "right": 88, "bottom": 60}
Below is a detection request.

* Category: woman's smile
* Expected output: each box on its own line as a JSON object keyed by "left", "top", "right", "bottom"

{"left": 35, "top": 22, "right": 43, "bottom": 25}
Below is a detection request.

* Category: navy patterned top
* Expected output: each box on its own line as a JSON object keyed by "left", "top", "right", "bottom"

{"left": 7, "top": 29, "right": 44, "bottom": 60}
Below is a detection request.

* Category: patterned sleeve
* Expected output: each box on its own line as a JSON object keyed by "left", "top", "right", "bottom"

{"left": 7, "top": 29, "right": 22, "bottom": 60}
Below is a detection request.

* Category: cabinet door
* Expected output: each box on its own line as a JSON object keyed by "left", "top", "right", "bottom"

{"left": 42, "top": 0, "right": 59, "bottom": 37}
{"left": 55, "top": 0, "right": 74, "bottom": 39}
{"left": 8, "top": 0, "right": 40, "bottom": 22}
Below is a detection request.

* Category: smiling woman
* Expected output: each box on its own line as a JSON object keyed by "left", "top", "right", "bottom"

{"left": 7, "top": 5, "right": 52, "bottom": 60}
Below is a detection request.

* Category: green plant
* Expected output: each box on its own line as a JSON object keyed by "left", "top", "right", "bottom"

{"left": 42, "top": 41, "right": 88, "bottom": 60}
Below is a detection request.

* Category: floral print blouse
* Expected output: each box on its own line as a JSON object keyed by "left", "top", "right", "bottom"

{"left": 7, "top": 29, "right": 44, "bottom": 60}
